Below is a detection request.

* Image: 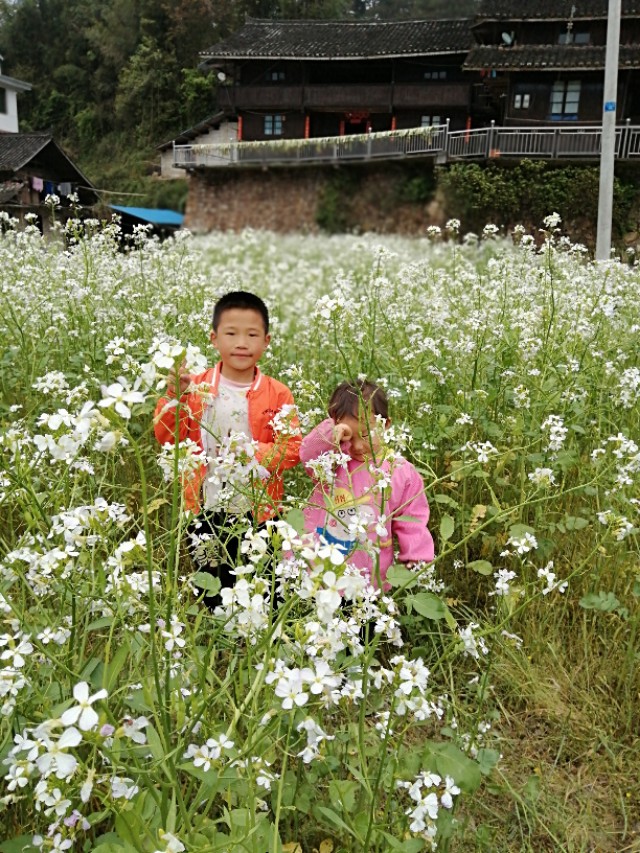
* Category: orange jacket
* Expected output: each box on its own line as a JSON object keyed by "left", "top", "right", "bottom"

{"left": 154, "top": 362, "right": 300, "bottom": 517}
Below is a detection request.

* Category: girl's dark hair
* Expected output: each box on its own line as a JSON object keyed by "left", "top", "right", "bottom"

{"left": 212, "top": 291, "right": 269, "bottom": 332}
{"left": 328, "top": 379, "right": 389, "bottom": 421}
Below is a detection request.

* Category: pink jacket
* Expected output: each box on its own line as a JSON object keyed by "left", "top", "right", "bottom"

{"left": 154, "top": 362, "right": 300, "bottom": 517}
{"left": 300, "top": 419, "right": 434, "bottom": 585}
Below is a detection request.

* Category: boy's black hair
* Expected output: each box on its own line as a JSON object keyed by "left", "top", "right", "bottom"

{"left": 328, "top": 379, "right": 389, "bottom": 422}
{"left": 212, "top": 291, "right": 269, "bottom": 332}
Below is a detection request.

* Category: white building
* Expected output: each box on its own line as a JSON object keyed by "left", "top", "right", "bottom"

{"left": 0, "top": 56, "right": 32, "bottom": 133}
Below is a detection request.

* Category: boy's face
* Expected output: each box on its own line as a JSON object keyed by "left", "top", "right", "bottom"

{"left": 337, "top": 412, "right": 388, "bottom": 462}
{"left": 210, "top": 307, "right": 270, "bottom": 382}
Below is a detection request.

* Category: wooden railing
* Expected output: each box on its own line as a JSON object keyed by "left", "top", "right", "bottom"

{"left": 173, "top": 121, "right": 640, "bottom": 169}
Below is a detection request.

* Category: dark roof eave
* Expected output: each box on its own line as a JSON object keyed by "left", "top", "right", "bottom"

{"left": 157, "top": 111, "right": 227, "bottom": 151}
{"left": 200, "top": 49, "right": 469, "bottom": 61}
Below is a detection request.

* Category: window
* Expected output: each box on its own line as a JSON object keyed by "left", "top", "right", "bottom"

{"left": 267, "top": 70, "right": 285, "bottom": 82}
{"left": 0, "top": 88, "right": 6, "bottom": 114}
{"left": 550, "top": 80, "right": 581, "bottom": 119}
{"left": 421, "top": 115, "right": 441, "bottom": 127}
{"left": 558, "top": 30, "right": 590, "bottom": 44}
{"left": 424, "top": 70, "right": 447, "bottom": 80}
{"left": 514, "top": 93, "right": 530, "bottom": 109}
{"left": 264, "top": 114, "right": 283, "bottom": 135}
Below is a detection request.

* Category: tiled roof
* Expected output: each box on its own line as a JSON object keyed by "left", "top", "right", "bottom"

{"left": 0, "top": 133, "right": 51, "bottom": 171}
{"left": 201, "top": 18, "right": 472, "bottom": 61}
{"left": 475, "top": 0, "right": 640, "bottom": 21}
{"left": 157, "top": 112, "right": 226, "bottom": 151}
{"left": 465, "top": 43, "right": 640, "bottom": 69}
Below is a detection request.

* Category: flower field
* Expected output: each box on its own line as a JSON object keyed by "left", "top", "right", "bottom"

{"left": 0, "top": 213, "right": 638, "bottom": 852}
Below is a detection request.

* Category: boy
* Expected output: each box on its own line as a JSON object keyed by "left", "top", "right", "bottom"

{"left": 300, "top": 379, "right": 434, "bottom": 588}
{"left": 154, "top": 291, "right": 300, "bottom": 601}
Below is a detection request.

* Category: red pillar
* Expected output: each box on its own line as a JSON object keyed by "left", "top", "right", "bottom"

{"left": 339, "top": 120, "right": 345, "bottom": 136}
{"left": 237, "top": 116, "right": 243, "bottom": 141}
{"left": 304, "top": 115, "right": 310, "bottom": 138}
{"left": 391, "top": 115, "right": 397, "bottom": 131}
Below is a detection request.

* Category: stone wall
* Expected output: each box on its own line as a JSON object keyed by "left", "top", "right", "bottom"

{"left": 184, "top": 161, "right": 446, "bottom": 235}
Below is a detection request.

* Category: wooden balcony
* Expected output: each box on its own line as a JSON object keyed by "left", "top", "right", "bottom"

{"left": 173, "top": 122, "right": 640, "bottom": 170}
{"left": 226, "top": 82, "right": 471, "bottom": 111}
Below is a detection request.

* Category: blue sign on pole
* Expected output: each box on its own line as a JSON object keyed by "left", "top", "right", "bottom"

{"left": 604, "top": 101, "right": 616, "bottom": 111}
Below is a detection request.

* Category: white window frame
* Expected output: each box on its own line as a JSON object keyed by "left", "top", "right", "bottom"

{"left": 550, "top": 80, "right": 581, "bottom": 119}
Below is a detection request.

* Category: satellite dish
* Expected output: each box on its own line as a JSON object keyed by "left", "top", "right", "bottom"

{"left": 501, "top": 31, "right": 514, "bottom": 45}
{"left": 217, "top": 71, "right": 226, "bottom": 82}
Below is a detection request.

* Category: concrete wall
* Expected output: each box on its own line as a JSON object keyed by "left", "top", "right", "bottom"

{"left": 160, "top": 121, "right": 239, "bottom": 179}
{"left": 184, "top": 162, "right": 444, "bottom": 235}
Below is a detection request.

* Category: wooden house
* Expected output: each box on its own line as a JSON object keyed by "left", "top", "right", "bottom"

{"left": 198, "top": 17, "right": 476, "bottom": 140}
{"left": 0, "top": 133, "right": 98, "bottom": 229}
{"left": 465, "top": 0, "right": 640, "bottom": 125}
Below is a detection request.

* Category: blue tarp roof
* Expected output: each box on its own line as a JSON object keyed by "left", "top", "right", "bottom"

{"left": 110, "top": 205, "right": 184, "bottom": 226}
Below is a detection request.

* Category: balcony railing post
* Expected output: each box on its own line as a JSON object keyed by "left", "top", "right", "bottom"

{"left": 443, "top": 118, "right": 450, "bottom": 158}
{"left": 552, "top": 126, "right": 559, "bottom": 159}
{"left": 622, "top": 118, "right": 631, "bottom": 159}
{"left": 486, "top": 120, "right": 495, "bottom": 159}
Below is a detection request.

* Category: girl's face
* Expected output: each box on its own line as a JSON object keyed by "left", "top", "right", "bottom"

{"left": 337, "top": 412, "right": 387, "bottom": 462}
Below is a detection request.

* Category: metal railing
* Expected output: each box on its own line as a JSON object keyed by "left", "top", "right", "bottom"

{"left": 173, "top": 121, "right": 640, "bottom": 169}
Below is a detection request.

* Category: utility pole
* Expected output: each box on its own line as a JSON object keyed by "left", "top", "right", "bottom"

{"left": 595, "top": 0, "right": 621, "bottom": 260}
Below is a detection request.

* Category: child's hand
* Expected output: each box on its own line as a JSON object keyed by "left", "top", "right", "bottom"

{"left": 333, "top": 422, "right": 353, "bottom": 445}
{"left": 167, "top": 360, "right": 190, "bottom": 399}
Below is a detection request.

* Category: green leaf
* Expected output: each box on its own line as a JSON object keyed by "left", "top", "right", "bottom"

{"left": 386, "top": 564, "right": 418, "bottom": 589}
{"left": 467, "top": 559, "right": 493, "bottom": 576}
{"left": 425, "top": 742, "right": 482, "bottom": 794}
{"left": 192, "top": 572, "right": 221, "bottom": 594}
{"left": 508, "top": 523, "right": 536, "bottom": 539}
{"left": 0, "top": 837, "right": 40, "bottom": 853}
{"left": 145, "top": 724, "right": 166, "bottom": 762}
{"left": 313, "top": 805, "right": 358, "bottom": 840}
{"left": 329, "top": 779, "right": 358, "bottom": 812}
{"left": 115, "top": 811, "right": 147, "bottom": 848}
{"left": 579, "top": 591, "right": 621, "bottom": 612}
{"left": 86, "top": 616, "right": 114, "bottom": 632}
{"left": 564, "top": 515, "right": 589, "bottom": 531}
{"left": 103, "top": 641, "right": 130, "bottom": 692}
{"left": 522, "top": 773, "right": 541, "bottom": 803}
{"left": 433, "top": 494, "right": 460, "bottom": 509}
{"left": 377, "top": 832, "right": 424, "bottom": 852}
{"left": 439, "top": 514, "right": 455, "bottom": 542}
{"left": 408, "top": 592, "right": 448, "bottom": 621}
{"left": 284, "top": 507, "right": 305, "bottom": 535}
{"left": 476, "top": 747, "right": 501, "bottom": 775}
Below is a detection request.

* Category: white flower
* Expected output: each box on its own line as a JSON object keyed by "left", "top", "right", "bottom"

{"left": 154, "top": 831, "right": 186, "bottom": 853}
{"left": 441, "top": 775, "right": 461, "bottom": 808}
{"left": 528, "top": 467, "right": 556, "bottom": 487}
{"left": 98, "top": 379, "right": 146, "bottom": 419}
{"left": 543, "top": 211, "right": 562, "bottom": 229}
{"left": 49, "top": 834, "right": 72, "bottom": 853}
{"left": 274, "top": 668, "right": 310, "bottom": 710}
{"left": 35, "top": 727, "right": 82, "bottom": 779}
{"left": 111, "top": 776, "right": 139, "bottom": 799}
{"left": 60, "top": 681, "right": 108, "bottom": 731}
{"left": 122, "top": 716, "right": 149, "bottom": 744}
{"left": 491, "top": 568, "right": 517, "bottom": 597}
